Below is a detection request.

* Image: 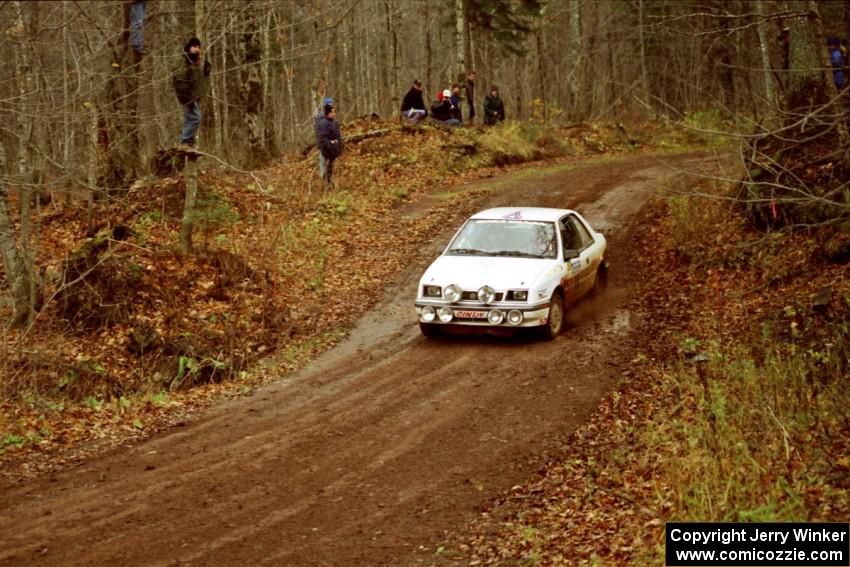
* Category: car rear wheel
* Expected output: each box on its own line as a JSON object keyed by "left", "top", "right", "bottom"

{"left": 540, "top": 291, "right": 564, "bottom": 340}
{"left": 419, "top": 322, "right": 443, "bottom": 338}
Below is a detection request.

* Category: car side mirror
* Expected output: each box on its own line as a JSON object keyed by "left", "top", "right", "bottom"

{"left": 563, "top": 249, "right": 579, "bottom": 260}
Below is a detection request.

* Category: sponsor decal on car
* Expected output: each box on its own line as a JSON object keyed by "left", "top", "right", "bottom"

{"left": 455, "top": 310, "right": 488, "bottom": 319}
{"left": 501, "top": 211, "right": 523, "bottom": 220}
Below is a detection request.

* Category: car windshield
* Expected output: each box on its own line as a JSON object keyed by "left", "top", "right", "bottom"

{"left": 446, "top": 219, "right": 558, "bottom": 259}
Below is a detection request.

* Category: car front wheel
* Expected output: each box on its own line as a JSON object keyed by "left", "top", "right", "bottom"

{"left": 592, "top": 264, "right": 608, "bottom": 297}
{"left": 540, "top": 291, "right": 564, "bottom": 340}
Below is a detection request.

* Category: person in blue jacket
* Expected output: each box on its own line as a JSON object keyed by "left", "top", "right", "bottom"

{"left": 316, "top": 103, "right": 342, "bottom": 186}
{"left": 827, "top": 37, "right": 846, "bottom": 90}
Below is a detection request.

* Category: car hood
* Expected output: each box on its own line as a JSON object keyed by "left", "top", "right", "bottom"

{"left": 420, "top": 255, "right": 557, "bottom": 290}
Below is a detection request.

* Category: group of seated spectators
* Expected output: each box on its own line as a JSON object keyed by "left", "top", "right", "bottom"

{"left": 400, "top": 77, "right": 505, "bottom": 127}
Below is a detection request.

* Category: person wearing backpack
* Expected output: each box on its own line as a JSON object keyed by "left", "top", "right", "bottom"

{"left": 314, "top": 96, "right": 334, "bottom": 178}
{"left": 316, "top": 103, "right": 343, "bottom": 187}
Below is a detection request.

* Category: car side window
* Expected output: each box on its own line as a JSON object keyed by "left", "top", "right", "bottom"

{"left": 559, "top": 217, "right": 581, "bottom": 251}
{"left": 570, "top": 216, "right": 594, "bottom": 250}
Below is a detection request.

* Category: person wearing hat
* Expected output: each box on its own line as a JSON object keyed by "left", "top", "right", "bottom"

{"left": 483, "top": 85, "right": 505, "bottom": 126}
{"left": 400, "top": 80, "right": 428, "bottom": 123}
{"left": 316, "top": 103, "right": 343, "bottom": 186}
{"left": 172, "top": 37, "right": 212, "bottom": 148}
{"left": 315, "top": 96, "right": 334, "bottom": 178}
{"left": 430, "top": 89, "right": 461, "bottom": 126}
{"left": 827, "top": 37, "right": 846, "bottom": 90}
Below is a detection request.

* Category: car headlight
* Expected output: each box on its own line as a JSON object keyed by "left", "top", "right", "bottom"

{"left": 488, "top": 309, "right": 504, "bottom": 324}
{"left": 424, "top": 285, "right": 442, "bottom": 298}
{"left": 511, "top": 290, "right": 528, "bottom": 301}
{"left": 437, "top": 306, "right": 454, "bottom": 322}
{"left": 444, "top": 284, "right": 462, "bottom": 303}
{"left": 421, "top": 305, "right": 436, "bottom": 322}
{"left": 477, "top": 285, "right": 496, "bottom": 305}
{"left": 507, "top": 310, "right": 523, "bottom": 325}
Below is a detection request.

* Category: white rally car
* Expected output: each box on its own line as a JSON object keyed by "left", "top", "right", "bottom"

{"left": 415, "top": 207, "right": 608, "bottom": 339}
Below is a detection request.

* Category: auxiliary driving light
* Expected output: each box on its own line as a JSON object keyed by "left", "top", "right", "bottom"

{"left": 477, "top": 285, "right": 496, "bottom": 305}
{"left": 487, "top": 309, "right": 504, "bottom": 325}
{"left": 507, "top": 310, "right": 523, "bottom": 325}
{"left": 444, "top": 284, "right": 462, "bottom": 303}
{"left": 437, "top": 306, "right": 454, "bottom": 323}
{"left": 421, "top": 305, "right": 436, "bottom": 322}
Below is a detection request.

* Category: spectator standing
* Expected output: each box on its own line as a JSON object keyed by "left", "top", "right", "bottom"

{"left": 315, "top": 96, "right": 334, "bottom": 179}
{"left": 130, "top": 1, "right": 147, "bottom": 55}
{"left": 827, "top": 37, "right": 846, "bottom": 89}
{"left": 400, "top": 80, "right": 428, "bottom": 123}
{"left": 466, "top": 71, "right": 477, "bottom": 124}
{"left": 317, "top": 104, "right": 343, "bottom": 187}
{"left": 450, "top": 83, "right": 463, "bottom": 123}
{"left": 172, "top": 37, "right": 212, "bottom": 148}
{"left": 483, "top": 85, "right": 505, "bottom": 125}
{"left": 430, "top": 90, "right": 461, "bottom": 126}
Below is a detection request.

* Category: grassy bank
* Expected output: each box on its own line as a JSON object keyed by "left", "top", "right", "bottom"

{"left": 456, "top": 169, "right": 850, "bottom": 564}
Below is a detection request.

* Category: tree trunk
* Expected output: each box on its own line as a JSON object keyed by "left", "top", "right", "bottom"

{"left": 242, "top": 9, "right": 264, "bottom": 162}
{"left": 0, "top": 185, "right": 32, "bottom": 326}
{"left": 180, "top": 155, "right": 199, "bottom": 255}
{"left": 755, "top": 0, "right": 775, "bottom": 106}
{"left": 454, "top": 0, "right": 466, "bottom": 82}
{"left": 638, "top": 0, "right": 650, "bottom": 104}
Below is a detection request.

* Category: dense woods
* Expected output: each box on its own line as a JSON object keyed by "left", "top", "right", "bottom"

{"left": 0, "top": 0, "right": 848, "bottom": 352}
{"left": 1, "top": 4, "right": 849, "bottom": 562}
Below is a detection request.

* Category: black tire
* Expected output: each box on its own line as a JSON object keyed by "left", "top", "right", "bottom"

{"left": 592, "top": 264, "right": 608, "bottom": 297}
{"left": 540, "top": 291, "right": 564, "bottom": 340}
{"left": 419, "top": 322, "right": 442, "bottom": 338}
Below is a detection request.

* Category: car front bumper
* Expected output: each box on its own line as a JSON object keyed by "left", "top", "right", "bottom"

{"left": 414, "top": 301, "right": 550, "bottom": 328}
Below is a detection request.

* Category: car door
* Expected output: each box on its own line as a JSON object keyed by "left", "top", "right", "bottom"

{"left": 558, "top": 215, "right": 585, "bottom": 302}
{"left": 572, "top": 214, "right": 607, "bottom": 296}
{"left": 562, "top": 214, "right": 601, "bottom": 299}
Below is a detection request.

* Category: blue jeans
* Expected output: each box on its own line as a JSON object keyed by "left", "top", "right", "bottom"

{"left": 130, "top": 1, "right": 146, "bottom": 52}
{"left": 402, "top": 109, "right": 427, "bottom": 123}
{"left": 181, "top": 101, "right": 201, "bottom": 145}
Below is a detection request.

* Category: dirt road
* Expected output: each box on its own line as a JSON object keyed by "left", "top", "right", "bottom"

{"left": 0, "top": 152, "right": 714, "bottom": 566}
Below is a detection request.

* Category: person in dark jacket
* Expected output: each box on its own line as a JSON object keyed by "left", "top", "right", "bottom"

{"left": 314, "top": 96, "right": 334, "bottom": 178}
{"left": 172, "top": 37, "right": 211, "bottom": 148}
{"left": 450, "top": 83, "right": 462, "bottom": 123}
{"left": 483, "top": 85, "right": 505, "bottom": 125}
{"left": 400, "top": 80, "right": 428, "bottom": 123}
{"left": 430, "top": 90, "right": 461, "bottom": 126}
{"left": 465, "top": 71, "right": 476, "bottom": 123}
{"left": 316, "top": 104, "right": 343, "bottom": 186}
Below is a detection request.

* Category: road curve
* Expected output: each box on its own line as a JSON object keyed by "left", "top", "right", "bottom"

{"left": 0, "top": 153, "right": 714, "bottom": 566}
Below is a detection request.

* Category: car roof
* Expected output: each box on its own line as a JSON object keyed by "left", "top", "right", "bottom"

{"left": 470, "top": 207, "right": 576, "bottom": 223}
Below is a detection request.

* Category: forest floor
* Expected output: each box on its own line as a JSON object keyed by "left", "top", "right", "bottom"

{"left": 2, "top": 117, "right": 845, "bottom": 566}
{"left": 0, "top": 116, "right": 717, "bottom": 564}
{"left": 0, "top": 117, "right": 709, "bottom": 479}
